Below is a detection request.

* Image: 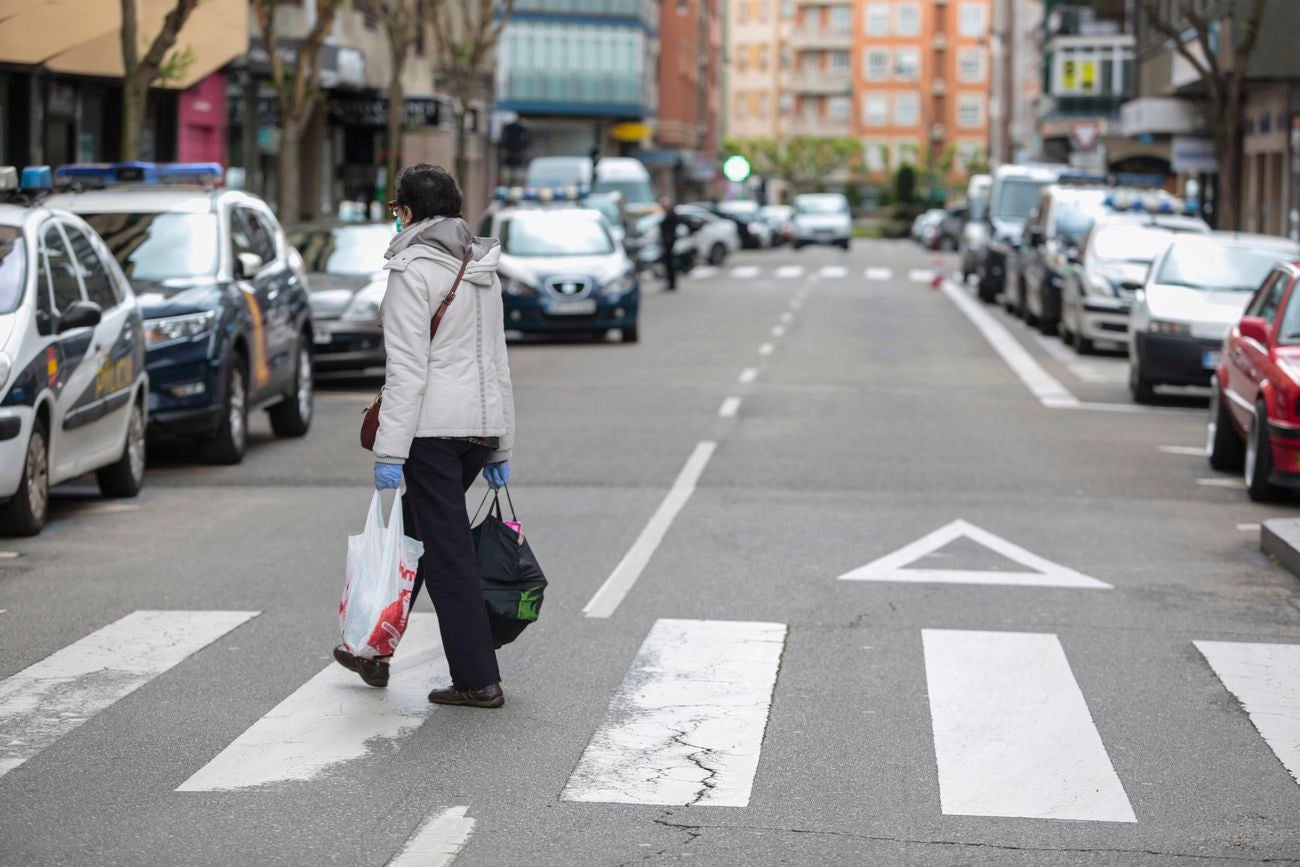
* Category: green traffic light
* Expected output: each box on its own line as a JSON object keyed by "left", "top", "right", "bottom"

{"left": 722, "top": 155, "right": 751, "bottom": 183}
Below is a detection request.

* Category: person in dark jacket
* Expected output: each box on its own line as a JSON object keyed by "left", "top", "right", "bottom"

{"left": 659, "top": 196, "right": 680, "bottom": 291}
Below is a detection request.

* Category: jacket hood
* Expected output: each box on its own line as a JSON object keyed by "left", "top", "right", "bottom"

{"left": 385, "top": 216, "right": 501, "bottom": 286}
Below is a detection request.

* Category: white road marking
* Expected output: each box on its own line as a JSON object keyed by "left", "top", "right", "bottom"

{"left": 864, "top": 267, "right": 892, "bottom": 281}
{"left": 738, "top": 367, "right": 758, "bottom": 384}
{"left": 774, "top": 265, "right": 804, "bottom": 279}
{"left": 729, "top": 266, "right": 761, "bottom": 279}
{"left": 689, "top": 266, "right": 719, "bottom": 280}
{"left": 923, "top": 629, "right": 1136, "bottom": 822}
{"left": 583, "top": 443, "right": 717, "bottom": 618}
{"left": 0, "top": 610, "right": 258, "bottom": 779}
{"left": 819, "top": 265, "right": 847, "bottom": 278}
{"left": 1158, "top": 445, "right": 1207, "bottom": 456}
{"left": 790, "top": 299, "right": 803, "bottom": 311}
{"left": 177, "top": 614, "right": 446, "bottom": 790}
{"left": 561, "top": 618, "right": 787, "bottom": 807}
{"left": 718, "top": 396, "right": 742, "bottom": 418}
{"left": 941, "top": 280, "right": 1079, "bottom": 407}
{"left": 758, "top": 342, "right": 775, "bottom": 356}
{"left": 838, "top": 519, "right": 1111, "bottom": 588}
{"left": 388, "top": 805, "right": 476, "bottom": 867}
{"left": 63, "top": 502, "right": 141, "bottom": 516}
{"left": 909, "top": 268, "right": 935, "bottom": 283}
{"left": 1197, "top": 478, "right": 1247, "bottom": 489}
{"left": 1195, "top": 641, "right": 1300, "bottom": 786}
{"left": 779, "top": 311, "right": 794, "bottom": 324}
{"left": 1237, "top": 523, "right": 1261, "bottom": 532}
{"left": 0, "top": 551, "right": 17, "bottom": 559}
{"left": 771, "top": 325, "right": 786, "bottom": 338}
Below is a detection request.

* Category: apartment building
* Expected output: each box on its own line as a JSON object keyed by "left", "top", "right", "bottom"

{"left": 854, "top": 0, "right": 992, "bottom": 177}
{"left": 651, "top": 0, "right": 722, "bottom": 199}
{"left": 724, "top": 0, "right": 784, "bottom": 138}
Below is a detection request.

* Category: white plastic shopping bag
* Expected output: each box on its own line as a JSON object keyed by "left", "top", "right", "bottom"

{"left": 339, "top": 489, "right": 425, "bottom": 658}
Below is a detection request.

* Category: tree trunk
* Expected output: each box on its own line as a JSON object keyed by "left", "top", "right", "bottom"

{"left": 278, "top": 123, "right": 303, "bottom": 222}
{"left": 1214, "top": 90, "right": 1244, "bottom": 231}
{"left": 386, "top": 66, "right": 405, "bottom": 202}
{"left": 121, "top": 75, "right": 149, "bottom": 160}
{"left": 454, "top": 105, "right": 470, "bottom": 201}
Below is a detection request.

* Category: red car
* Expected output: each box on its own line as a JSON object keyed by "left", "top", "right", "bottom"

{"left": 1208, "top": 261, "right": 1300, "bottom": 500}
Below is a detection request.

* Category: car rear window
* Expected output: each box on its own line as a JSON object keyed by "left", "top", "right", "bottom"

{"left": 81, "top": 212, "right": 219, "bottom": 280}
{"left": 0, "top": 228, "right": 25, "bottom": 315}
{"left": 795, "top": 196, "right": 848, "bottom": 214}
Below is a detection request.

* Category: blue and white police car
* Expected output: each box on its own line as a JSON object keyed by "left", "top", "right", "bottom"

{"left": 0, "top": 167, "right": 148, "bottom": 536}
{"left": 47, "top": 162, "right": 314, "bottom": 464}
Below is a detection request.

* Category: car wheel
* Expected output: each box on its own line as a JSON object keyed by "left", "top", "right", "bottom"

{"left": 1206, "top": 377, "right": 1245, "bottom": 471}
{"left": 96, "top": 401, "right": 146, "bottom": 498}
{"left": 200, "top": 356, "right": 248, "bottom": 465}
{"left": 1245, "top": 401, "right": 1282, "bottom": 501}
{"left": 838, "top": 239, "right": 850, "bottom": 251}
{"left": 1074, "top": 333, "right": 1095, "bottom": 354}
{"left": 622, "top": 324, "right": 639, "bottom": 344}
{"left": 1129, "top": 358, "right": 1155, "bottom": 404}
{"left": 0, "top": 417, "right": 49, "bottom": 537}
{"left": 976, "top": 275, "right": 998, "bottom": 303}
{"left": 269, "top": 337, "right": 314, "bottom": 438}
{"left": 708, "top": 243, "right": 726, "bottom": 266}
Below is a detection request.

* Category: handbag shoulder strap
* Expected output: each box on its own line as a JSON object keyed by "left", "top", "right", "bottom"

{"left": 430, "top": 248, "right": 475, "bottom": 339}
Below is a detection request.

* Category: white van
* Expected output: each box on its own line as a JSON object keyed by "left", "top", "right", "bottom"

{"left": 592, "top": 158, "right": 658, "bottom": 218}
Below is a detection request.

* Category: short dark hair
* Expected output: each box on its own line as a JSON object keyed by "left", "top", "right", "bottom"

{"left": 395, "top": 164, "right": 463, "bottom": 221}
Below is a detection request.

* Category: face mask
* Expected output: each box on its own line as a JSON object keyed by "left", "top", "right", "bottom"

{"left": 395, "top": 215, "right": 403, "bottom": 233}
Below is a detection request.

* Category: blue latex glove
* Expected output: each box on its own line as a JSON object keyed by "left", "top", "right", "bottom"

{"left": 483, "top": 461, "right": 510, "bottom": 490}
{"left": 374, "top": 462, "right": 402, "bottom": 490}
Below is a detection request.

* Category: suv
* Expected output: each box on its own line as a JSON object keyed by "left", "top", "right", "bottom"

{"left": 974, "top": 164, "right": 1061, "bottom": 303}
{"left": 48, "top": 162, "right": 315, "bottom": 464}
{"left": 792, "top": 193, "right": 851, "bottom": 250}
{"left": 0, "top": 167, "right": 149, "bottom": 535}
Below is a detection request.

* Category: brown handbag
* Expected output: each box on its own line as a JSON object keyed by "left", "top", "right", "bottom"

{"left": 360, "top": 248, "right": 474, "bottom": 451}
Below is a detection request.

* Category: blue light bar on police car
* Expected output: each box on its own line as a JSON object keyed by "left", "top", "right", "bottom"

{"left": 54, "top": 161, "right": 223, "bottom": 188}
{"left": 20, "top": 166, "right": 53, "bottom": 191}
{"left": 493, "top": 184, "right": 591, "bottom": 203}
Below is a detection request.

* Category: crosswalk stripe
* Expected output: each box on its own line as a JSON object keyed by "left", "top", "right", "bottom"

{"left": 819, "top": 265, "right": 847, "bottom": 278}
{"left": 689, "top": 266, "right": 718, "bottom": 280}
{"left": 908, "top": 268, "right": 935, "bottom": 283}
{"left": 923, "top": 629, "right": 1136, "bottom": 822}
{"left": 388, "top": 805, "right": 476, "bottom": 867}
{"left": 1195, "top": 641, "right": 1300, "bottom": 785}
{"left": 729, "top": 265, "right": 761, "bottom": 279}
{"left": 0, "top": 610, "right": 258, "bottom": 779}
{"left": 864, "top": 267, "right": 892, "bottom": 281}
{"left": 176, "top": 613, "right": 446, "bottom": 791}
{"left": 774, "top": 265, "right": 804, "bottom": 279}
{"left": 561, "top": 618, "right": 787, "bottom": 807}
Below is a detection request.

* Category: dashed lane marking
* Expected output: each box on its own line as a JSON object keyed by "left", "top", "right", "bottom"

{"left": 1159, "top": 445, "right": 1206, "bottom": 456}
{"left": 779, "top": 311, "right": 794, "bottom": 324}
{"left": 718, "top": 396, "right": 742, "bottom": 419}
{"left": 738, "top": 367, "right": 758, "bottom": 384}
{"left": 729, "top": 266, "right": 761, "bottom": 279}
{"left": 771, "top": 325, "right": 786, "bottom": 338}
{"left": 774, "top": 265, "right": 804, "bottom": 279}
{"left": 758, "top": 343, "right": 775, "bottom": 356}
{"left": 0, "top": 552, "right": 18, "bottom": 559}
{"left": 1237, "top": 523, "right": 1261, "bottom": 532}
{"left": 864, "top": 267, "right": 892, "bottom": 281}
{"left": 1197, "top": 478, "right": 1247, "bottom": 489}
{"left": 387, "top": 805, "right": 476, "bottom": 867}
{"left": 1196, "top": 641, "right": 1300, "bottom": 786}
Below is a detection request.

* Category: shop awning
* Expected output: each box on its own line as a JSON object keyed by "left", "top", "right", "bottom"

{"left": 0, "top": 0, "right": 247, "bottom": 89}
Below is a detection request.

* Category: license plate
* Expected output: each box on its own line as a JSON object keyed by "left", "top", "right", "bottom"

{"left": 1202, "top": 350, "right": 1221, "bottom": 370}
{"left": 547, "top": 300, "right": 597, "bottom": 316}
{"left": 313, "top": 331, "right": 332, "bottom": 345}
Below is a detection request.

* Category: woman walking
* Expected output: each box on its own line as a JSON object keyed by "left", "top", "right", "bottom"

{"left": 333, "top": 164, "right": 515, "bottom": 709}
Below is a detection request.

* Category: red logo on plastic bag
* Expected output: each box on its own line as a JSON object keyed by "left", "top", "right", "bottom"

{"left": 363, "top": 560, "right": 418, "bottom": 656}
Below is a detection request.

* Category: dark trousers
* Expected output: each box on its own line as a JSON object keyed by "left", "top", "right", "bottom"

{"left": 661, "top": 249, "right": 677, "bottom": 290}
{"left": 401, "top": 437, "right": 500, "bottom": 690}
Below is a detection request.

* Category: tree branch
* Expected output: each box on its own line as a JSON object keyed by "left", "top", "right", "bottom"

{"left": 1134, "top": 0, "right": 1213, "bottom": 84}
{"left": 121, "top": 0, "right": 139, "bottom": 78}
{"left": 139, "top": 0, "right": 201, "bottom": 73}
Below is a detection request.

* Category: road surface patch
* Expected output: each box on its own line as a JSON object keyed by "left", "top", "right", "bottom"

{"left": 923, "top": 629, "right": 1137, "bottom": 822}
{"left": 561, "top": 618, "right": 786, "bottom": 807}
{"left": 0, "top": 610, "right": 258, "bottom": 779}
{"left": 1195, "top": 641, "right": 1300, "bottom": 786}
{"left": 177, "top": 614, "right": 446, "bottom": 790}
{"left": 387, "top": 805, "right": 476, "bottom": 867}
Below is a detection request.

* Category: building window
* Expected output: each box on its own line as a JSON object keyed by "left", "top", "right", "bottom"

{"left": 864, "top": 140, "right": 888, "bottom": 173}
{"left": 894, "top": 92, "right": 919, "bottom": 126}
{"left": 779, "top": 91, "right": 794, "bottom": 112}
{"left": 956, "top": 140, "right": 984, "bottom": 170}
{"left": 829, "top": 95, "right": 851, "bottom": 121}
{"left": 894, "top": 140, "right": 919, "bottom": 166}
{"left": 829, "top": 5, "right": 852, "bottom": 32}
{"left": 738, "top": 0, "right": 748, "bottom": 23}
{"left": 830, "top": 50, "right": 851, "bottom": 72}
{"left": 865, "top": 48, "right": 889, "bottom": 80}
{"left": 866, "top": 3, "right": 890, "bottom": 36}
{"left": 958, "top": 47, "right": 985, "bottom": 82}
{"left": 781, "top": 0, "right": 794, "bottom": 17}
{"left": 864, "top": 93, "right": 889, "bottom": 126}
{"left": 759, "top": 0, "right": 769, "bottom": 19}
{"left": 894, "top": 47, "right": 920, "bottom": 80}
{"left": 754, "top": 92, "right": 767, "bottom": 117}
{"left": 736, "top": 92, "right": 748, "bottom": 118}
{"left": 896, "top": 3, "right": 921, "bottom": 36}
{"left": 957, "top": 93, "right": 984, "bottom": 127}
{"left": 958, "top": 2, "right": 987, "bottom": 38}
{"left": 736, "top": 45, "right": 748, "bottom": 72}
{"left": 759, "top": 45, "right": 769, "bottom": 70}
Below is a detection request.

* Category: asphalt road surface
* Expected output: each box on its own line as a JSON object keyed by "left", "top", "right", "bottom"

{"left": 2, "top": 240, "right": 1299, "bottom": 866}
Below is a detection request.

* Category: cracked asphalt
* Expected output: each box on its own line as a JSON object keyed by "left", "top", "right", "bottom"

{"left": 2, "top": 240, "right": 1299, "bottom": 866}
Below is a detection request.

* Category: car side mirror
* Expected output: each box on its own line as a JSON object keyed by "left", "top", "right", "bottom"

{"left": 56, "top": 299, "right": 102, "bottom": 334}
{"left": 235, "top": 252, "right": 264, "bottom": 280}
{"left": 1239, "top": 316, "right": 1271, "bottom": 345}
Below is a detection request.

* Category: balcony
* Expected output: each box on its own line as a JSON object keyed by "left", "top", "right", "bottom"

{"left": 783, "top": 68, "right": 852, "bottom": 94}
{"left": 498, "top": 70, "right": 649, "bottom": 116}
{"left": 1119, "top": 96, "right": 1203, "bottom": 136}
{"left": 782, "top": 115, "right": 853, "bottom": 136}
{"left": 788, "top": 27, "right": 853, "bottom": 49}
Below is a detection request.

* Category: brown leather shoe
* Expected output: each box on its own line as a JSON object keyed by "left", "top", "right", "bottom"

{"left": 333, "top": 645, "right": 390, "bottom": 688}
{"left": 428, "top": 682, "right": 504, "bottom": 708}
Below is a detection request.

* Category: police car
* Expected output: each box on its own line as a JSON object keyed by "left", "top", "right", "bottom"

{"left": 0, "top": 167, "right": 148, "bottom": 536}
{"left": 477, "top": 187, "right": 640, "bottom": 343}
{"left": 47, "top": 162, "right": 314, "bottom": 464}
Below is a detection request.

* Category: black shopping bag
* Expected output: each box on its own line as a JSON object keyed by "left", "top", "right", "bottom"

{"left": 471, "top": 488, "right": 547, "bottom": 649}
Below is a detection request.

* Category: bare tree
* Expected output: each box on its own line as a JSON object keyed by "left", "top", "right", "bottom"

{"left": 251, "top": 0, "right": 341, "bottom": 220}
{"left": 1135, "top": 0, "right": 1268, "bottom": 229}
{"left": 119, "top": 0, "right": 201, "bottom": 160}
{"left": 379, "top": 0, "right": 421, "bottom": 201}
{"left": 429, "top": 0, "right": 515, "bottom": 193}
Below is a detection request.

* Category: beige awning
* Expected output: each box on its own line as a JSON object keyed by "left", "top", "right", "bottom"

{"left": 0, "top": 0, "right": 248, "bottom": 89}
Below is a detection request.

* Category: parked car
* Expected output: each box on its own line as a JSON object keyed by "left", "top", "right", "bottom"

{"left": 758, "top": 204, "right": 795, "bottom": 246}
{"left": 932, "top": 202, "right": 969, "bottom": 251}
{"left": 0, "top": 166, "right": 149, "bottom": 536}
{"left": 974, "top": 164, "right": 1062, "bottom": 302}
{"left": 1016, "top": 186, "right": 1109, "bottom": 330}
{"left": 792, "top": 193, "right": 851, "bottom": 250}
{"left": 1128, "top": 232, "right": 1300, "bottom": 402}
{"left": 1207, "top": 260, "right": 1300, "bottom": 499}
{"left": 524, "top": 156, "right": 659, "bottom": 220}
{"left": 716, "top": 200, "right": 772, "bottom": 249}
{"left": 49, "top": 162, "right": 315, "bottom": 464}
{"left": 960, "top": 174, "right": 992, "bottom": 281}
{"left": 286, "top": 222, "right": 394, "bottom": 373}
{"left": 911, "top": 209, "right": 946, "bottom": 246}
{"left": 676, "top": 205, "right": 741, "bottom": 265}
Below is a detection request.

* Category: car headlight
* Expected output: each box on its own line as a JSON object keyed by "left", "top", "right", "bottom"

{"left": 342, "top": 296, "right": 381, "bottom": 322}
{"left": 144, "top": 310, "right": 216, "bottom": 346}
{"left": 502, "top": 277, "right": 534, "bottom": 297}
{"left": 1149, "top": 319, "right": 1191, "bottom": 336}
{"left": 602, "top": 271, "right": 636, "bottom": 297}
{"left": 1086, "top": 273, "right": 1117, "bottom": 297}
{"left": 0, "top": 351, "right": 10, "bottom": 392}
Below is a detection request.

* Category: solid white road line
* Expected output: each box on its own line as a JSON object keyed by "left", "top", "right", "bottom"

{"left": 774, "top": 265, "right": 804, "bottom": 279}
{"left": 718, "top": 396, "right": 742, "bottom": 419}
{"left": 771, "top": 325, "right": 786, "bottom": 338}
{"left": 729, "top": 266, "right": 761, "bottom": 279}
{"left": 388, "top": 806, "right": 476, "bottom": 867}
{"left": 177, "top": 614, "right": 446, "bottom": 790}
{"left": 0, "top": 551, "right": 17, "bottom": 559}
{"left": 819, "top": 265, "right": 847, "bottom": 278}
{"left": 1158, "top": 445, "right": 1207, "bottom": 456}
{"left": 1237, "top": 523, "right": 1261, "bottom": 532}
{"left": 0, "top": 610, "right": 258, "bottom": 779}
{"left": 583, "top": 443, "right": 717, "bottom": 619}
{"left": 1195, "top": 641, "right": 1300, "bottom": 785}
{"left": 1197, "top": 478, "right": 1247, "bottom": 489}
{"left": 758, "top": 342, "right": 775, "bottom": 356}
{"left": 864, "top": 267, "right": 892, "bottom": 281}
{"left": 941, "top": 280, "right": 1079, "bottom": 407}
{"left": 562, "top": 618, "right": 787, "bottom": 807}
{"left": 738, "top": 367, "right": 759, "bottom": 384}
{"left": 923, "top": 629, "right": 1136, "bottom": 822}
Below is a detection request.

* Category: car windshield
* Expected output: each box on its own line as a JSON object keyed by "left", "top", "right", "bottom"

{"left": 583, "top": 198, "right": 622, "bottom": 228}
{"left": 80, "top": 212, "right": 219, "bottom": 280}
{"left": 993, "top": 179, "right": 1048, "bottom": 220}
{"left": 1091, "top": 226, "right": 1172, "bottom": 263}
{"left": 0, "top": 228, "right": 25, "bottom": 315}
{"left": 592, "top": 178, "right": 655, "bottom": 206}
{"left": 1156, "top": 241, "right": 1299, "bottom": 292}
{"left": 502, "top": 216, "right": 614, "bottom": 257}
{"left": 796, "top": 196, "right": 848, "bottom": 215}
{"left": 290, "top": 224, "right": 392, "bottom": 275}
{"left": 968, "top": 196, "right": 989, "bottom": 221}
{"left": 526, "top": 158, "right": 590, "bottom": 187}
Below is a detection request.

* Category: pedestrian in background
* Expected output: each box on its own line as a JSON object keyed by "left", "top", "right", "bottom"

{"left": 333, "top": 164, "right": 516, "bottom": 709}
{"left": 659, "top": 195, "right": 680, "bottom": 292}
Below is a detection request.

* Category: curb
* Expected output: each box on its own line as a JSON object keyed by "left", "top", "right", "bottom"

{"left": 1260, "top": 518, "right": 1300, "bottom": 579}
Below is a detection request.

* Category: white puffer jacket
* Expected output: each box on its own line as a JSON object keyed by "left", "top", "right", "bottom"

{"left": 373, "top": 217, "right": 514, "bottom": 465}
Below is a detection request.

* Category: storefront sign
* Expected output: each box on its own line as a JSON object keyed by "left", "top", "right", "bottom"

{"left": 245, "top": 39, "right": 367, "bottom": 90}
{"left": 334, "top": 96, "right": 443, "bottom": 129}
{"left": 1172, "top": 136, "right": 1218, "bottom": 174}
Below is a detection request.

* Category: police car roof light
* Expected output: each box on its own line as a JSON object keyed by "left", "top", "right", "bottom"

{"left": 54, "top": 163, "right": 117, "bottom": 187}
{"left": 53, "top": 161, "right": 223, "bottom": 188}
{"left": 157, "top": 162, "right": 223, "bottom": 185}
{"left": 20, "top": 166, "right": 52, "bottom": 191}
{"left": 0, "top": 167, "right": 17, "bottom": 192}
